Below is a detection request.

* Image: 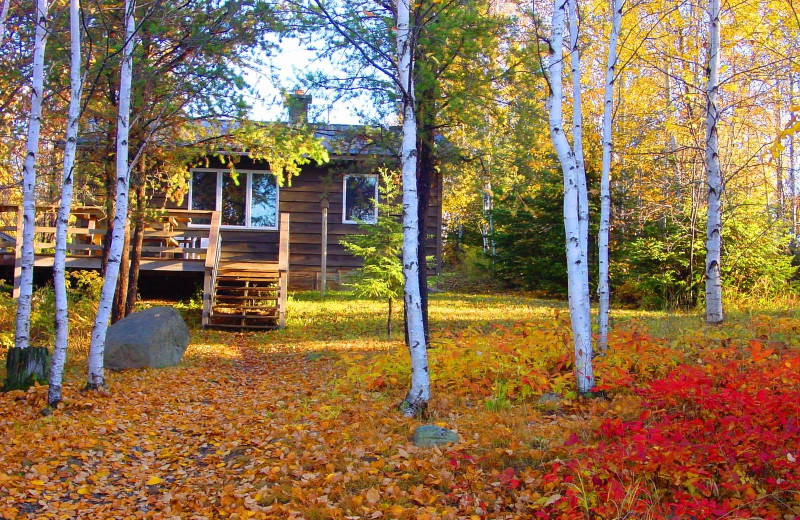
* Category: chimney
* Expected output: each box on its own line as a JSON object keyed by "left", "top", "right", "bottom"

{"left": 287, "top": 91, "right": 312, "bottom": 125}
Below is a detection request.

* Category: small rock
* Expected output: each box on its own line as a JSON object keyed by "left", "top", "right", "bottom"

{"left": 412, "top": 425, "right": 459, "bottom": 448}
{"left": 537, "top": 393, "right": 562, "bottom": 409}
{"left": 40, "top": 407, "right": 53, "bottom": 417}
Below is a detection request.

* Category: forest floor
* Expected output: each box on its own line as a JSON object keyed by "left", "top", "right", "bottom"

{"left": 1, "top": 291, "right": 800, "bottom": 519}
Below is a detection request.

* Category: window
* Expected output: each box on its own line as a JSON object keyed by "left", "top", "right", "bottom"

{"left": 343, "top": 174, "right": 378, "bottom": 224}
{"left": 189, "top": 169, "right": 279, "bottom": 229}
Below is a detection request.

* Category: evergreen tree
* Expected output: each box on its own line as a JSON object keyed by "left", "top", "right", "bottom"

{"left": 340, "top": 170, "right": 403, "bottom": 339}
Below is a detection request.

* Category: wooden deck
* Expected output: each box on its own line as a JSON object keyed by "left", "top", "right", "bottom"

{"left": 0, "top": 205, "right": 290, "bottom": 330}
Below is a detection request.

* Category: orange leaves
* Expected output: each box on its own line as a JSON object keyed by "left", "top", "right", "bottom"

{"left": 748, "top": 339, "right": 774, "bottom": 363}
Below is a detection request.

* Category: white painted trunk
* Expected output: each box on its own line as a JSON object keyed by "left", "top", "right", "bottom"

{"left": 396, "top": 0, "right": 429, "bottom": 416}
{"left": 597, "top": 0, "right": 622, "bottom": 351}
{"left": 48, "top": 0, "right": 81, "bottom": 407}
{"left": 13, "top": 0, "right": 48, "bottom": 351}
{"left": 704, "top": 0, "right": 723, "bottom": 324}
{"left": 547, "top": 0, "right": 594, "bottom": 393}
{"left": 0, "top": 0, "right": 10, "bottom": 44}
{"left": 87, "top": 0, "right": 135, "bottom": 388}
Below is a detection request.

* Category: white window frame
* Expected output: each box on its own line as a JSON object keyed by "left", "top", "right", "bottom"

{"left": 342, "top": 173, "right": 379, "bottom": 224}
{"left": 188, "top": 168, "right": 280, "bottom": 230}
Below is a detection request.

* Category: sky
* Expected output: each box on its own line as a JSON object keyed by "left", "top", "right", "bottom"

{"left": 242, "top": 38, "right": 373, "bottom": 126}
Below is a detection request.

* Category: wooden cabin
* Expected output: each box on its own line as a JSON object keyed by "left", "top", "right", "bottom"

{"left": 0, "top": 125, "right": 444, "bottom": 330}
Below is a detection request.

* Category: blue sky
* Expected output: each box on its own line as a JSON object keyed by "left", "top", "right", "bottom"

{"left": 243, "top": 38, "right": 371, "bottom": 126}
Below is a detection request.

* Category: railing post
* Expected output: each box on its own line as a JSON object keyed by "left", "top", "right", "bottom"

{"left": 203, "top": 211, "right": 221, "bottom": 328}
{"left": 320, "top": 198, "right": 328, "bottom": 297}
{"left": 12, "top": 206, "right": 24, "bottom": 299}
{"left": 278, "top": 212, "right": 290, "bottom": 328}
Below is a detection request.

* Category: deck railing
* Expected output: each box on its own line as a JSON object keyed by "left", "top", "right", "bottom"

{"left": 0, "top": 205, "right": 219, "bottom": 298}
{"left": 202, "top": 211, "right": 222, "bottom": 328}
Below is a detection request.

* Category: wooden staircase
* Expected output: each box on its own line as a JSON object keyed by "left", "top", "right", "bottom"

{"left": 202, "top": 213, "right": 290, "bottom": 331}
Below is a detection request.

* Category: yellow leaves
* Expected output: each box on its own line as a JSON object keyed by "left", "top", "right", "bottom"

{"left": 76, "top": 485, "right": 91, "bottom": 495}
{"left": 365, "top": 487, "right": 381, "bottom": 505}
{"left": 30, "top": 479, "right": 45, "bottom": 486}
{"left": 145, "top": 476, "right": 163, "bottom": 485}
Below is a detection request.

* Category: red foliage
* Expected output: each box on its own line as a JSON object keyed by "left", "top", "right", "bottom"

{"left": 539, "top": 350, "right": 800, "bottom": 518}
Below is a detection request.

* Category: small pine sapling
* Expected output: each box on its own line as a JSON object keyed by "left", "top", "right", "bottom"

{"left": 340, "top": 169, "right": 403, "bottom": 338}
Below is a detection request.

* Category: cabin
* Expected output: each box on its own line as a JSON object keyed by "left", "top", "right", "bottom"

{"left": 0, "top": 117, "right": 444, "bottom": 330}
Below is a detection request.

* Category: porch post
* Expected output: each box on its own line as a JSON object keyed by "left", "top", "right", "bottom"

{"left": 278, "top": 212, "right": 290, "bottom": 328}
{"left": 320, "top": 198, "right": 329, "bottom": 297}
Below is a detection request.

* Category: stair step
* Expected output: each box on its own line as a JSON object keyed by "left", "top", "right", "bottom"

{"left": 212, "top": 295, "right": 279, "bottom": 301}
{"left": 210, "top": 312, "right": 278, "bottom": 319}
{"left": 214, "top": 285, "right": 278, "bottom": 296}
{"left": 206, "top": 322, "right": 279, "bottom": 330}
{"left": 213, "top": 304, "right": 278, "bottom": 310}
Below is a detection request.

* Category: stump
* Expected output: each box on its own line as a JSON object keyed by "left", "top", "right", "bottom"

{"left": 3, "top": 347, "right": 51, "bottom": 391}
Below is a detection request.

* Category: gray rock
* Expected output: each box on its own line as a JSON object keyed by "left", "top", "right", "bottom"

{"left": 104, "top": 306, "right": 189, "bottom": 370}
{"left": 412, "top": 425, "right": 459, "bottom": 448}
{"left": 536, "top": 392, "right": 562, "bottom": 409}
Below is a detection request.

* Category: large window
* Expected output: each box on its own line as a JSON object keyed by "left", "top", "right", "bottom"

{"left": 189, "top": 169, "right": 279, "bottom": 229}
{"left": 343, "top": 174, "right": 378, "bottom": 224}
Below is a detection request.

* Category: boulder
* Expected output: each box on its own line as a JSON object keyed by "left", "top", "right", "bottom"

{"left": 104, "top": 307, "right": 189, "bottom": 370}
{"left": 412, "top": 425, "right": 459, "bottom": 448}
{"left": 536, "top": 392, "right": 562, "bottom": 412}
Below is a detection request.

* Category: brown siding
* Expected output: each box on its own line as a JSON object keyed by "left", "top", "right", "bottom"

{"left": 151, "top": 158, "right": 443, "bottom": 289}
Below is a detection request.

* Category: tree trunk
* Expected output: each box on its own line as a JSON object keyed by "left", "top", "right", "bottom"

{"left": 111, "top": 220, "right": 130, "bottom": 323}
{"left": 387, "top": 298, "right": 392, "bottom": 339}
{"left": 87, "top": 0, "right": 135, "bottom": 389}
{"left": 704, "top": 0, "right": 723, "bottom": 324}
{"left": 4, "top": 347, "right": 50, "bottom": 391}
{"left": 0, "top": 0, "right": 10, "bottom": 44}
{"left": 12, "top": 0, "right": 48, "bottom": 353}
{"left": 568, "top": 0, "right": 589, "bottom": 265}
{"left": 790, "top": 74, "right": 797, "bottom": 252}
{"left": 597, "top": 0, "right": 622, "bottom": 352}
{"left": 396, "top": 0, "right": 429, "bottom": 417}
{"left": 547, "top": 0, "right": 594, "bottom": 394}
{"left": 416, "top": 99, "right": 434, "bottom": 344}
{"left": 48, "top": 0, "right": 82, "bottom": 407}
{"left": 101, "top": 149, "right": 116, "bottom": 276}
{"left": 125, "top": 180, "right": 146, "bottom": 315}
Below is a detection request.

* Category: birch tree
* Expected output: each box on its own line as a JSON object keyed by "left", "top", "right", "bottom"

{"left": 5, "top": 0, "right": 50, "bottom": 391}
{"left": 597, "top": 0, "right": 623, "bottom": 351}
{"left": 0, "top": 0, "right": 10, "bottom": 44}
{"left": 546, "top": 0, "right": 594, "bottom": 394}
{"left": 396, "top": 0, "right": 430, "bottom": 416}
{"left": 48, "top": 0, "right": 82, "bottom": 407}
{"left": 87, "top": 0, "right": 135, "bottom": 389}
{"left": 704, "top": 0, "right": 723, "bottom": 324}
{"left": 13, "top": 0, "right": 49, "bottom": 352}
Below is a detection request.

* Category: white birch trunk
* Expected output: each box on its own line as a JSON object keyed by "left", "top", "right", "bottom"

{"left": 704, "top": 0, "right": 723, "bottom": 324}
{"left": 597, "top": 0, "right": 622, "bottom": 351}
{"left": 13, "top": 0, "right": 48, "bottom": 351}
{"left": 87, "top": 0, "right": 135, "bottom": 388}
{"left": 567, "top": 0, "right": 589, "bottom": 261}
{"left": 547, "top": 0, "right": 594, "bottom": 393}
{"left": 396, "top": 0, "right": 429, "bottom": 416}
{"left": 0, "top": 0, "right": 10, "bottom": 44}
{"left": 790, "top": 75, "right": 797, "bottom": 248}
{"left": 48, "top": 0, "right": 81, "bottom": 407}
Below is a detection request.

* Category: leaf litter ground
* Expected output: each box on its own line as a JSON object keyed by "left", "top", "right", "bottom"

{"left": 1, "top": 292, "right": 800, "bottom": 519}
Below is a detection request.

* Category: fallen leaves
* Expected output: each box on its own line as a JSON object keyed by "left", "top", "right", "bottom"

{"left": 1, "top": 293, "right": 800, "bottom": 519}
